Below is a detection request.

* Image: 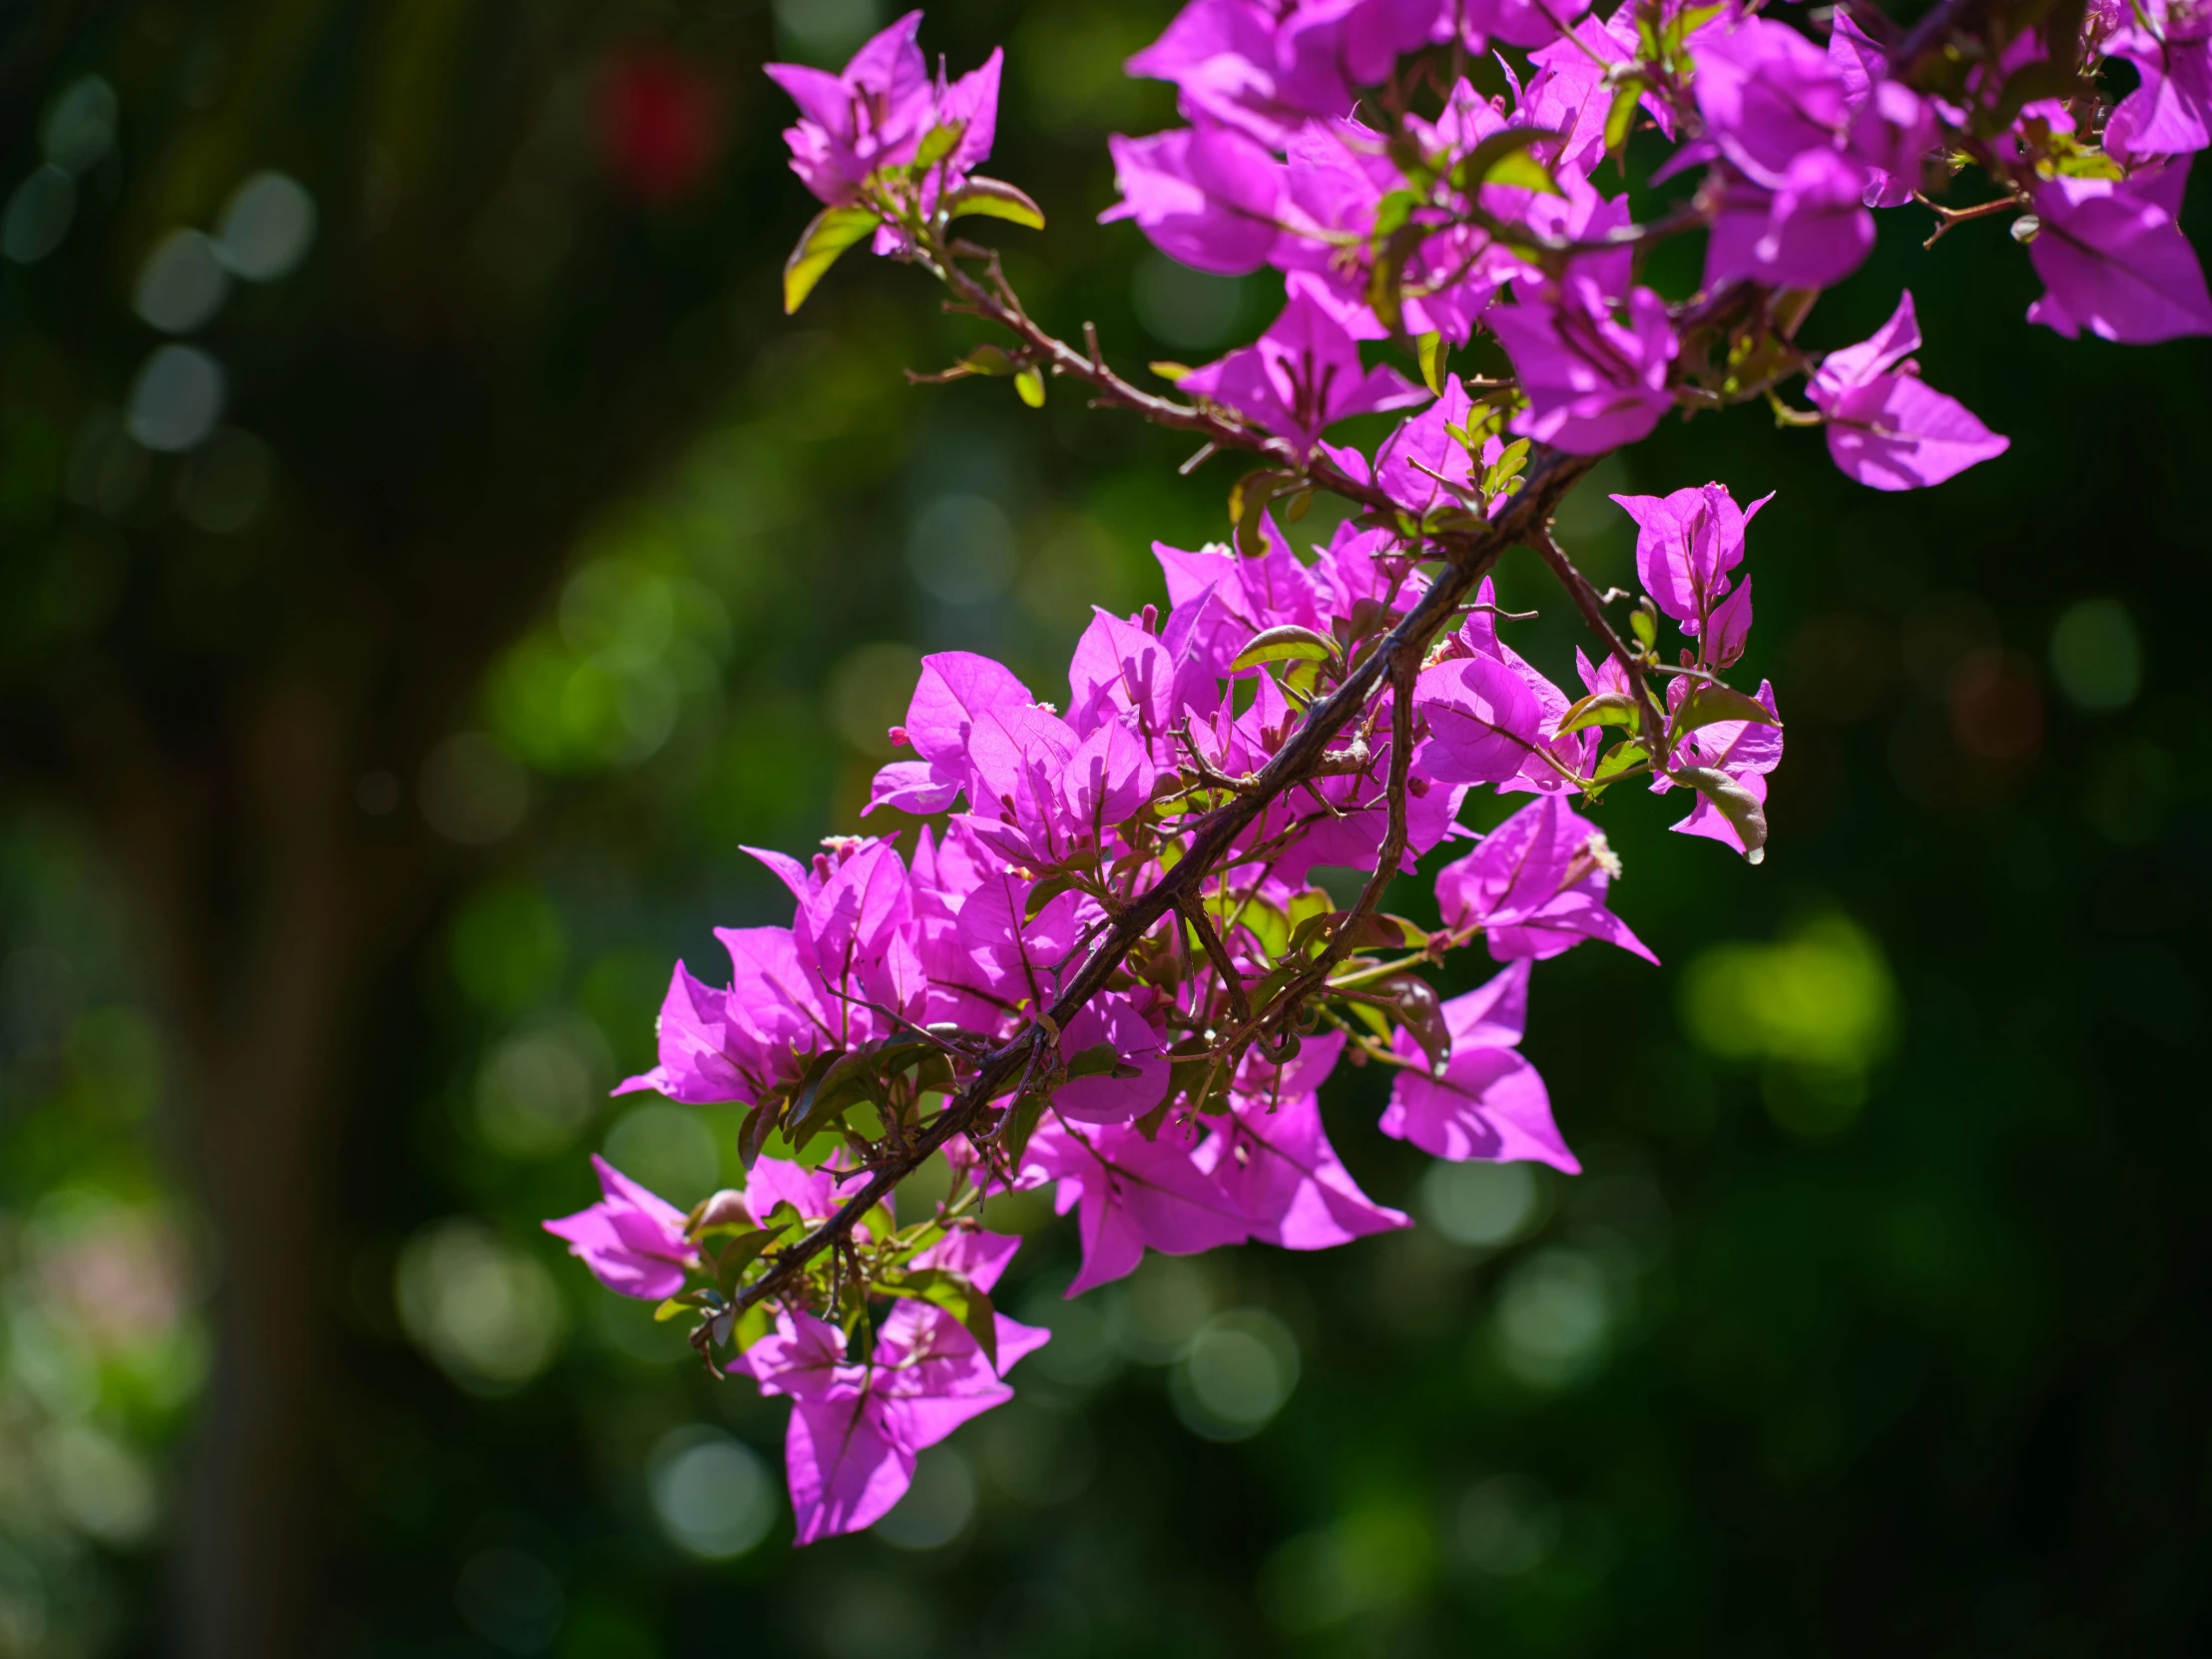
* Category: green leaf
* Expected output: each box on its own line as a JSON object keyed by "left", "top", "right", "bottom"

{"left": 1677, "top": 1, "right": 1729, "bottom": 36}
{"left": 1371, "top": 188, "right": 1421, "bottom": 244}
{"left": 712, "top": 1228, "right": 779, "bottom": 1298}
{"left": 788, "top": 1047, "right": 879, "bottom": 1149}
{"left": 960, "top": 343, "right": 1016, "bottom": 376}
{"left": 1236, "top": 896, "right": 1292, "bottom": 959}
{"left": 1672, "top": 682, "right": 1780, "bottom": 738}
{"left": 1388, "top": 975, "right": 1451, "bottom": 1073}
{"left": 944, "top": 176, "right": 1046, "bottom": 230}
{"left": 1603, "top": 80, "right": 1645, "bottom": 157}
{"left": 783, "top": 205, "right": 878, "bottom": 314}
{"left": 1150, "top": 359, "right": 1194, "bottom": 382}
{"left": 911, "top": 121, "right": 964, "bottom": 173}
{"left": 1592, "top": 739, "right": 1649, "bottom": 786}
{"left": 1672, "top": 765, "right": 1769, "bottom": 863}
{"left": 737, "top": 1097, "right": 782, "bottom": 1167}
{"left": 1558, "top": 689, "right": 1643, "bottom": 736}
{"left": 1629, "top": 603, "right": 1658, "bottom": 650}
{"left": 1483, "top": 150, "right": 1561, "bottom": 196}
{"left": 1064, "top": 1041, "right": 1141, "bottom": 1081}
{"left": 1416, "top": 330, "right": 1449, "bottom": 397}
{"left": 1449, "top": 127, "right": 1563, "bottom": 194}
{"left": 887, "top": 1269, "right": 998, "bottom": 1367}
{"left": 1227, "top": 467, "right": 1296, "bottom": 553}
{"left": 1025, "top": 872, "right": 1077, "bottom": 919}
{"left": 1015, "top": 366, "right": 1046, "bottom": 407}
{"left": 1230, "top": 624, "right": 1339, "bottom": 672}
{"left": 1000, "top": 1090, "right": 1050, "bottom": 1163}
{"left": 654, "top": 1296, "right": 703, "bottom": 1323}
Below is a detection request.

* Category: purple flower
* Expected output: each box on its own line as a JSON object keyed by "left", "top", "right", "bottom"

{"left": 765, "top": 12, "right": 1003, "bottom": 208}
{"left": 1609, "top": 481, "right": 1770, "bottom": 635}
{"left": 745, "top": 1293, "right": 1048, "bottom": 1543}
{"left": 1415, "top": 650, "right": 1548, "bottom": 785}
{"left": 542, "top": 1155, "right": 698, "bottom": 1300}
{"left": 1704, "top": 148, "right": 1877, "bottom": 288}
{"left": 1373, "top": 375, "right": 1476, "bottom": 515}
{"left": 1180, "top": 290, "right": 1428, "bottom": 452}
{"left": 1099, "top": 126, "right": 1293, "bottom": 276}
{"left": 1526, "top": 11, "right": 1685, "bottom": 172}
{"left": 1809, "top": 291, "right": 2010, "bottom": 490}
{"left": 1461, "top": 0, "right": 1593, "bottom": 51}
{"left": 1022, "top": 1116, "right": 1249, "bottom": 1295}
{"left": 1380, "top": 960, "right": 1575, "bottom": 1171}
{"left": 1053, "top": 991, "right": 1171, "bottom": 1124}
{"left": 1486, "top": 278, "right": 1678, "bottom": 454}
{"left": 1125, "top": 0, "right": 1355, "bottom": 147}
{"left": 617, "top": 925, "right": 831, "bottom": 1106}
{"left": 1434, "top": 796, "right": 1657, "bottom": 963}
{"left": 871, "top": 650, "right": 1037, "bottom": 816}
{"left": 2103, "top": 0, "right": 2212, "bottom": 163}
{"left": 2026, "top": 164, "right": 2212, "bottom": 343}
{"left": 1664, "top": 679, "right": 1784, "bottom": 853}
{"left": 1199, "top": 1031, "right": 1411, "bottom": 1249}
{"left": 1694, "top": 14, "right": 1854, "bottom": 184}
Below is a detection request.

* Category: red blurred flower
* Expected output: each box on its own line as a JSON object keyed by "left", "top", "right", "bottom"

{"left": 599, "top": 51, "right": 723, "bottom": 205}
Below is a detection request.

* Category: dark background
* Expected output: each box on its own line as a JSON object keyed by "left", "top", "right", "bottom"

{"left": 1, "top": 0, "right": 2207, "bottom": 1654}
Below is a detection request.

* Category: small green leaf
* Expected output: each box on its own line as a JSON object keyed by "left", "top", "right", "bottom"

{"left": 1366, "top": 222, "right": 1424, "bottom": 333}
{"left": 1063, "top": 1041, "right": 1140, "bottom": 1081}
{"left": 654, "top": 1296, "right": 699, "bottom": 1323}
{"left": 944, "top": 176, "right": 1046, "bottom": 230}
{"left": 960, "top": 343, "right": 1016, "bottom": 376}
{"left": 1592, "top": 739, "right": 1649, "bottom": 786}
{"left": 1388, "top": 975, "right": 1451, "bottom": 1073}
{"left": 1678, "top": 1, "right": 1729, "bottom": 36}
{"left": 712, "top": 1228, "right": 779, "bottom": 1298}
{"left": 737, "top": 1097, "right": 782, "bottom": 1167}
{"left": 1025, "top": 872, "right": 1077, "bottom": 919}
{"left": 911, "top": 121, "right": 965, "bottom": 173}
{"left": 783, "top": 205, "right": 879, "bottom": 314}
{"left": 1230, "top": 624, "right": 1339, "bottom": 672}
{"left": 1483, "top": 150, "right": 1561, "bottom": 196}
{"left": 788, "top": 1047, "right": 878, "bottom": 1149}
{"left": 1629, "top": 603, "right": 1658, "bottom": 650}
{"left": 1371, "top": 188, "right": 1420, "bottom": 243}
{"left": 999, "top": 1090, "right": 1050, "bottom": 1162}
{"left": 1672, "top": 765, "right": 1769, "bottom": 863}
{"left": 1228, "top": 467, "right": 1296, "bottom": 553}
{"left": 1015, "top": 366, "right": 1046, "bottom": 407}
{"left": 1416, "top": 330, "right": 1449, "bottom": 396}
{"left": 1558, "top": 690, "right": 1643, "bottom": 736}
{"left": 1603, "top": 80, "right": 1645, "bottom": 157}
{"left": 1449, "top": 127, "right": 1563, "bottom": 194}
{"left": 1236, "top": 896, "right": 1292, "bottom": 959}
{"left": 1150, "top": 359, "right": 1194, "bottom": 382}
{"left": 1672, "top": 682, "right": 1781, "bottom": 738}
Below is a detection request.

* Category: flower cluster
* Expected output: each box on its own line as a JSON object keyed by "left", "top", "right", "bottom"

{"left": 541, "top": 0, "right": 2205, "bottom": 1543}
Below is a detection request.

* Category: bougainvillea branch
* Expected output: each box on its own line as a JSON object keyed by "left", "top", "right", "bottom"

{"left": 542, "top": 0, "right": 2210, "bottom": 1542}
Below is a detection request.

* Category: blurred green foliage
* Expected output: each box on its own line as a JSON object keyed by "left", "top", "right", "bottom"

{"left": 2, "top": 0, "right": 2210, "bottom": 1655}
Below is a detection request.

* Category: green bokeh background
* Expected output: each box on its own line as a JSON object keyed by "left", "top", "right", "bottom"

{"left": 2, "top": 0, "right": 2208, "bottom": 1654}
